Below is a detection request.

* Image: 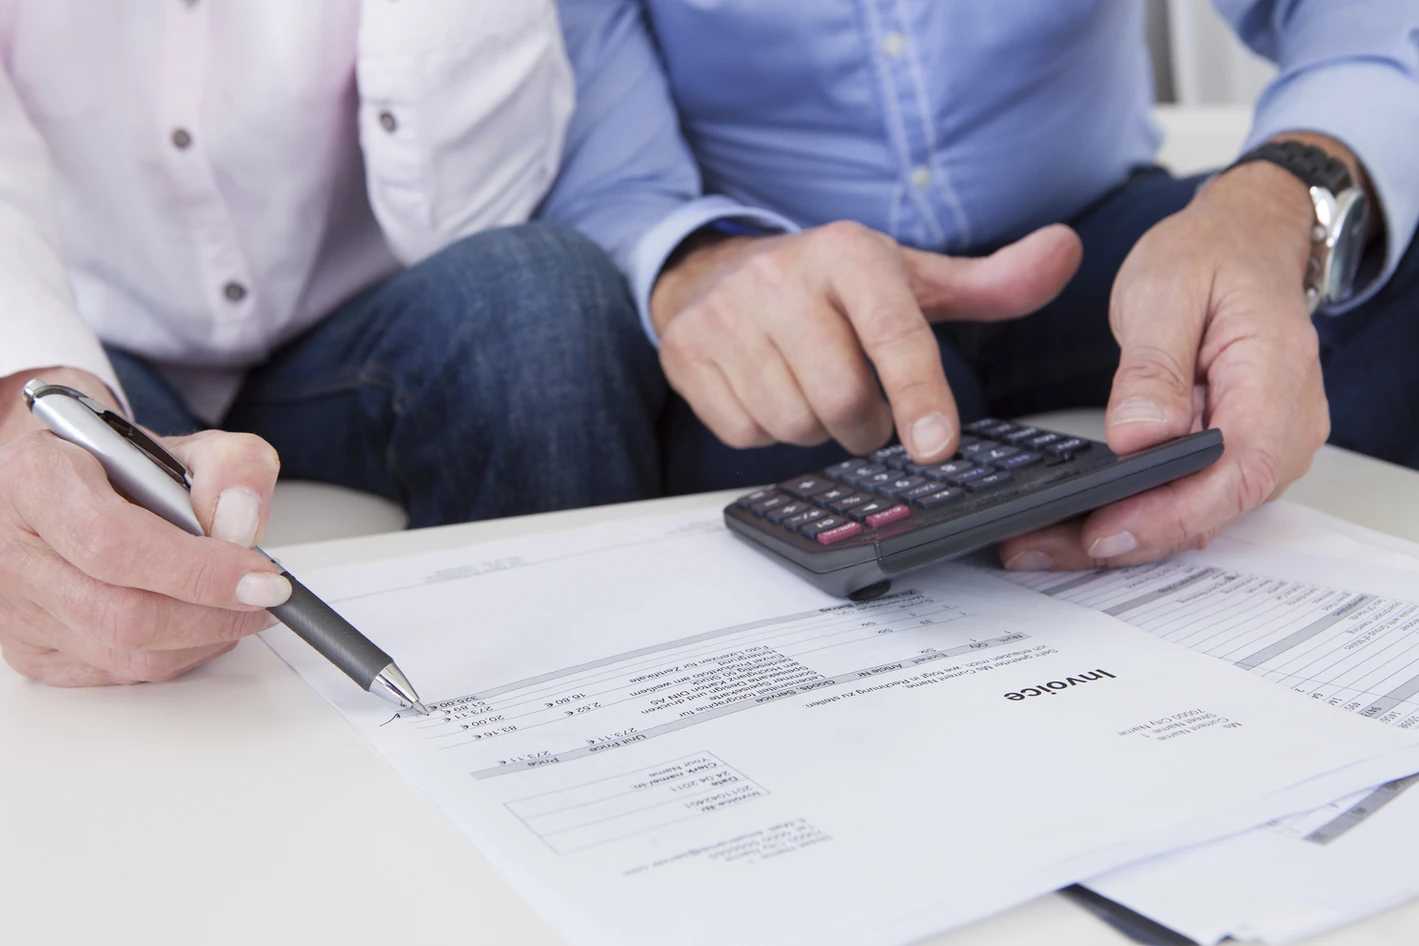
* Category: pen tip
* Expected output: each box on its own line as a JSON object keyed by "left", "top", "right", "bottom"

{"left": 413, "top": 700, "right": 431, "bottom": 716}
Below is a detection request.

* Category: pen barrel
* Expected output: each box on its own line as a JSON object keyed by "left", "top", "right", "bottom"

{"left": 268, "top": 573, "right": 393, "bottom": 689}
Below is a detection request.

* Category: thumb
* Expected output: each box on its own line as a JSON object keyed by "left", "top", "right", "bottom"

{"left": 903, "top": 224, "right": 1082, "bottom": 323}
{"left": 167, "top": 430, "right": 281, "bottom": 547}
{"left": 1105, "top": 289, "right": 1205, "bottom": 457}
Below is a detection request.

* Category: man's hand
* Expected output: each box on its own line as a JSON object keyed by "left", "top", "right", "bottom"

{"left": 1001, "top": 138, "right": 1360, "bottom": 571}
{"left": 651, "top": 221, "right": 1082, "bottom": 462}
{"left": 0, "top": 369, "right": 290, "bottom": 686}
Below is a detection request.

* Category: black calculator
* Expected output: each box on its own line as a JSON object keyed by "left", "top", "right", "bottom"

{"left": 724, "top": 419, "right": 1224, "bottom": 599}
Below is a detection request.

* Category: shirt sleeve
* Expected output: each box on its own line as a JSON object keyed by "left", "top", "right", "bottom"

{"left": 538, "top": 0, "right": 798, "bottom": 345}
{"left": 1214, "top": 0, "right": 1419, "bottom": 312}
{"left": 0, "top": 63, "right": 125, "bottom": 411}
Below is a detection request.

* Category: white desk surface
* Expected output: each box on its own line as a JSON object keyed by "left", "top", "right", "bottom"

{"left": 5, "top": 410, "right": 1419, "bottom": 946}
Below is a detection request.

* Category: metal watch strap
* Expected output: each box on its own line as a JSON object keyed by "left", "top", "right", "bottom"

{"left": 1229, "top": 140, "right": 1354, "bottom": 195}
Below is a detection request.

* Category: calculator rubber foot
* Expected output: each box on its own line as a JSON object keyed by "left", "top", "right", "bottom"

{"left": 848, "top": 580, "right": 892, "bottom": 602}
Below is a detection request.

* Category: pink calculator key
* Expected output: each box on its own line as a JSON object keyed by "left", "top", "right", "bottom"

{"left": 865, "top": 504, "right": 910, "bottom": 528}
{"left": 816, "top": 522, "right": 863, "bottom": 546}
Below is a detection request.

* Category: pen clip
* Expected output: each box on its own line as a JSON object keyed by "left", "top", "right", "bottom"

{"left": 25, "top": 381, "right": 193, "bottom": 491}
{"left": 103, "top": 413, "right": 193, "bottom": 491}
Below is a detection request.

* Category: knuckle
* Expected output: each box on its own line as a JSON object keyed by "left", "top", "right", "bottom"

{"left": 174, "top": 552, "right": 222, "bottom": 605}
{"left": 1115, "top": 343, "right": 1194, "bottom": 399}
{"left": 816, "top": 383, "right": 877, "bottom": 429}
{"left": 740, "top": 248, "right": 792, "bottom": 287}
{"left": 115, "top": 649, "right": 185, "bottom": 684}
{"left": 815, "top": 220, "right": 876, "bottom": 255}
{"left": 768, "top": 405, "right": 823, "bottom": 445}
{"left": 229, "top": 433, "right": 281, "bottom": 477}
{"left": 717, "top": 417, "right": 767, "bottom": 450}
{"left": 88, "top": 588, "right": 158, "bottom": 651}
{"left": 72, "top": 512, "right": 136, "bottom": 581}
{"left": 1233, "top": 447, "right": 1283, "bottom": 513}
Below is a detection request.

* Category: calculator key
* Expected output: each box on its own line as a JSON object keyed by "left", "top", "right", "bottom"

{"left": 749, "top": 494, "right": 792, "bottom": 516}
{"left": 913, "top": 487, "right": 964, "bottom": 509}
{"left": 1026, "top": 432, "right": 1061, "bottom": 449}
{"left": 1046, "top": 437, "right": 1091, "bottom": 459}
{"left": 828, "top": 492, "right": 874, "bottom": 514}
{"left": 824, "top": 458, "right": 870, "bottom": 481}
{"left": 784, "top": 508, "right": 827, "bottom": 531}
{"left": 965, "top": 471, "right": 1014, "bottom": 492}
{"left": 921, "top": 460, "right": 975, "bottom": 482}
{"left": 876, "top": 475, "right": 926, "bottom": 498}
{"left": 964, "top": 419, "right": 1012, "bottom": 436}
{"left": 958, "top": 441, "right": 994, "bottom": 457}
{"left": 780, "top": 475, "right": 835, "bottom": 500}
{"left": 947, "top": 466, "right": 991, "bottom": 487}
{"left": 765, "top": 501, "right": 811, "bottom": 524}
{"left": 995, "top": 451, "right": 1043, "bottom": 471}
{"left": 870, "top": 444, "right": 912, "bottom": 469}
{"left": 1001, "top": 427, "right": 1041, "bottom": 444}
{"left": 798, "top": 514, "right": 845, "bottom": 537}
{"left": 815, "top": 521, "right": 864, "bottom": 546}
{"left": 735, "top": 488, "right": 775, "bottom": 509}
{"left": 841, "top": 463, "right": 887, "bottom": 486}
{"left": 979, "top": 445, "right": 1020, "bottom": 463}
{"left": 859, "top": 471, "right": 897, "bottom": 492}
{"left": 865, "top": 504, "right": 911, "bottom": 528}
{"left": 813, "top": 487, "right": 853, "bottom": 507}
{"left": 901, "top": 482, "right": 946, "bottom": 503}
{"left": 846, "top": 500, "right": 892, "bottom": 523}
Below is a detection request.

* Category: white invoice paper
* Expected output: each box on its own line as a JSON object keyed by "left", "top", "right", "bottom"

{"left": 1007, "top": 503, "right": 1419, "bottom": 944}
{"left": 263, "top": 511, "right": 1419, "bottom": 946}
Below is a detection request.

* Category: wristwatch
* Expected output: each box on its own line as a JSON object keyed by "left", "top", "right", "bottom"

{"left": 1229, "top": 140, "right": 1370, "bottom": 312}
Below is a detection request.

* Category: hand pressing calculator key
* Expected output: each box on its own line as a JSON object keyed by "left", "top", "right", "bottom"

{"left": 724, "top": 419, "right": 1224, "bottom": 600}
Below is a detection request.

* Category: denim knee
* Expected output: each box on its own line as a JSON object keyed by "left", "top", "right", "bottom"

{"left": 403, "top": 223, "right": 655, "bottom": 388}
{"left": 374, "top": 223, "right": 666, "bottom": 522}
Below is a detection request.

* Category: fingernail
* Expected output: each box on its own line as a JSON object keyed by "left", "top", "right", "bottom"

{"left": 1110, "top": 398, "right": 1166, "bottom": 426}
{"left": 236, "top": 573, "right": 292, "bottom": 608}
{"left": 909, "top": 412, "right": 954, "bottom": 459}
{"left": 1004, "top": 550, "right": 1054, "bottom": 572}
{"left": 212, "top": 487, "right": 261, "bottom": 547}
{"left": 1088, "top": 531, "right": 1139, "bottom": 559}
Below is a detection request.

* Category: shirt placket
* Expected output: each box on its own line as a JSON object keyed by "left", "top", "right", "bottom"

{"left": 161, "top": 0, "right": 257, "bottom": 352}
{"left": 859, "top": 0, "right": 969, "bottom": 251}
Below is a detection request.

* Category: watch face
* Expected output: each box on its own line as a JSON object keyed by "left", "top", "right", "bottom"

{"left": 1325, "top": 191, "right": 1369, "bottom": 303}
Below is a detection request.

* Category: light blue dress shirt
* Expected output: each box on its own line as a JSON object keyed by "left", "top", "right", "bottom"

{"left": 539, "top": 1, "right": 1419, "bottom": 341}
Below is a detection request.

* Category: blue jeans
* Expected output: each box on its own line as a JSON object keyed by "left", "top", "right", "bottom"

{"left": 109, "top": 224, "right": 666, "bottom": 527}
{"left": 663, "top": 167, "right": 1419, "bottom": 492}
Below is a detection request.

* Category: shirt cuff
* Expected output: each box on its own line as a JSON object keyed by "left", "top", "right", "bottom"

{"left": 1244, "top": 60, "right": 1419, "bottom": 315}
{"left": 627, "top": 195, "right": 801, "bottom": 346}
{"left": 0, "top": 313, "right": 128, "bottom": 417}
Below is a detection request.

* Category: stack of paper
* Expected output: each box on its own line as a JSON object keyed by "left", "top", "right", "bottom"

{"left": 1007, "top": 503, "right": 1419, "bottom": 944}
{"left": 263, "top": 505, "right": 1419, "bottom": 946}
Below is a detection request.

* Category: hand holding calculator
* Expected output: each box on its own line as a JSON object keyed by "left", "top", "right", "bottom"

{"left": 724, "top": 418, "right": 1224, "bottom": 599}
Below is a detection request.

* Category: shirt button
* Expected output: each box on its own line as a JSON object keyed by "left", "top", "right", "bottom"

{"left": 378, "top": 111, "right": 398, "bottom": 133}
{"left": 171, "top": 128, "right": 193, "bottom": 150}
{"left": 911, "top": 165, "right": 933, "bottom": 189}
{"left": 881, "top": 32, "right": 905, "bottom": 58}
{"left": 223, "top": 281, "right": 247, "bottom": 303}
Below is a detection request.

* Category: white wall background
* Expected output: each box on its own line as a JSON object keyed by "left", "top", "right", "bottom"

{"left": 1150, "top": 0, "right": 1277, "bottom": 105}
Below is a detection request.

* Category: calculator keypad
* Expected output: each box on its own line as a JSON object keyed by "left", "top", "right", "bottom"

{"left": 735, "top": 419, "right": 1110, "bottom": 547}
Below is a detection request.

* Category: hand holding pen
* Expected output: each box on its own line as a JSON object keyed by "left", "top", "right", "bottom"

{"left": 0, "top": 373, "right": 426, "bottom": 713}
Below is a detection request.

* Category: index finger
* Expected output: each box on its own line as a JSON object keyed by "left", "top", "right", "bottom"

{"left": 9, "top": 436, "right": 289, "bottom": 610}
{"left": 818, "top": 226, "right": 958, "bottom": 463}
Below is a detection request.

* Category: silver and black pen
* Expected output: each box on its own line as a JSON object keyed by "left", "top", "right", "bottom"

{"left": 22, "top": 378, "right": 430, "bottom": 715}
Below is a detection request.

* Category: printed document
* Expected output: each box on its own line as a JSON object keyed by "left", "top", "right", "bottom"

{"left": 1008, "top": 502, "right": 1419, "bottom": 944}
{"left": 263, "top": 510, "right": 1419, "bottom": 946}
